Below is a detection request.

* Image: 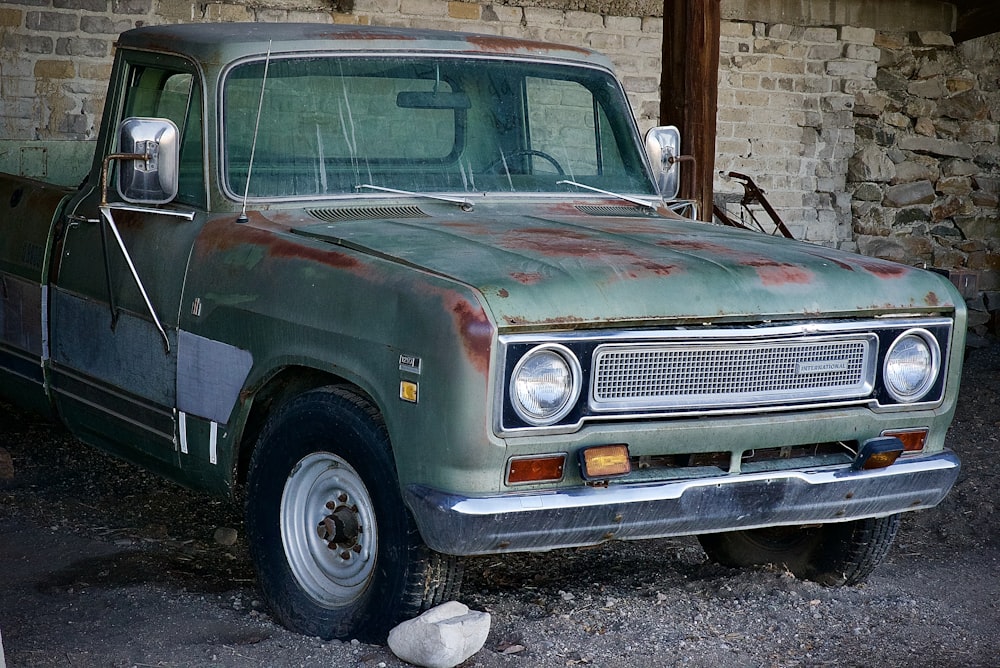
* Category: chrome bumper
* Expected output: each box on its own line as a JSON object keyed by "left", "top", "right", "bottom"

{"left": 404, "top": 451, "right": 960, "bottom": 556}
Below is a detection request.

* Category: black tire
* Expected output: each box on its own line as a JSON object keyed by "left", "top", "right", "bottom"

{"left": 245, "top": 386, "right": 462, "bottom": 641}
{"left": 697, "top": 515, "right": 901, "bottom": 586}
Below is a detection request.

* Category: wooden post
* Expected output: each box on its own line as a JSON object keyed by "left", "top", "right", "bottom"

{"left": 660, "top": 0, "right": 721, "bottom": 221}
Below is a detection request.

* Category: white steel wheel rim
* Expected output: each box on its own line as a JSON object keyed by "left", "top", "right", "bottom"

{"left": 280, "top": 451, "right": 378, "bottom": 607}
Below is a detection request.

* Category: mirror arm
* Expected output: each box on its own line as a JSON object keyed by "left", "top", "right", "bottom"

{"left": 98, "top": 205, "right": 171, "bottom": 354}
{"left": 100, "top": 152, "right": 150, "bottom": 207}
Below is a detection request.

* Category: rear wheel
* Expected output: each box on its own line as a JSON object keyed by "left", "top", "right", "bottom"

{"left": 697, "top": 515, "right": 901, "bottom": 585}
{"left": 245, "top": 386, "right": 462, "bottom": 641}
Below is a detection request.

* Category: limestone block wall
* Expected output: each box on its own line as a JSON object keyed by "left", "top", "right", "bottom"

{"left": 0, "top": 0, "right": 663, "bottom": 143}
{"left": 713, "top": 20, "right": 881, "bottom": 245}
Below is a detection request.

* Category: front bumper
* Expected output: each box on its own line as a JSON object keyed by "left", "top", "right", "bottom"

{"left": 405, "top": 450, "right": 960, "bottom": 555}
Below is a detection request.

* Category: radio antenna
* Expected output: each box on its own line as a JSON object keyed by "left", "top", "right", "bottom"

{"left": 237, "top": 40, "right": 272, "bottom": 224}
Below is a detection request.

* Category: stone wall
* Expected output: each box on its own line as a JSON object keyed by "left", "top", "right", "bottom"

{"left": 0, "top": 0, "right": 663, "bottom": 143}
{"left": 848, "top": 30, "right": 1000, "bottom": 337}
{"left": 850, "top": 32, "right": 1000, "bottom": 283}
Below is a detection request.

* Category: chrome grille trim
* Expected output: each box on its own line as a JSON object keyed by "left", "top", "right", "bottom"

{"left": 590, "top": 334, "right": 877, "bottom": 411}
{"left": 494, "top": 318, "right": 954, "bottom": 437}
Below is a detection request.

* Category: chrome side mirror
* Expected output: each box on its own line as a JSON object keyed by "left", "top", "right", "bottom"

{"left": 115, "top": 117, "right": 179, "bottom": 205}
{"left": 644, "top": 125, "right": 681, "bottom": 201}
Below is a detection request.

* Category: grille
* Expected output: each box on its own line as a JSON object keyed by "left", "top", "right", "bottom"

{"left": 591, "top": 336, "right": 876, "bottom": 411}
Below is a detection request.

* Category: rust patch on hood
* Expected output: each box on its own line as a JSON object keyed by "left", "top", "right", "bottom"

{"left": 511, "top": 272, "right": 544, "bottom": 285}
{"left": 502, "top": 227, "right": 597, "bottom": 256}
{"left": 804, "top": 250, "right": 856, "bottom": 272}
{"left": 742, "top": 259, "right": 815, "bottom": 286}
{"left": 503, "top": 314, "right": 585, "bottom": 327}
{"left": 857, "top": 260, "right": 910, "bottom": 279}
{"left": 502, "top": 227, "right": 677, "bottom": 277}
{"left": 926, "top": 291, "right": 940, "bottom": 306}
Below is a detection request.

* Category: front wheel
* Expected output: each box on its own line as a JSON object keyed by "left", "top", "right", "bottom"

{"left": 697, "top": 515, "right": 901, "bottom": 586}
{"left": 245, "top": 386, "right": 462, "bottom": 641}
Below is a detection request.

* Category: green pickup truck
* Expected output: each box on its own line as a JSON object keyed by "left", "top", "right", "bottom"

{"left": 0, "top": 23, "right": 965, "bottom": 641}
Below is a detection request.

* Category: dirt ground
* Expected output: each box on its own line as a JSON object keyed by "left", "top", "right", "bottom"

{"left": 1, "top": 345, "right": 998, "bottom": 668}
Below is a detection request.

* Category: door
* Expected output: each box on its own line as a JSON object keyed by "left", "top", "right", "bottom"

{"left": 49, "top": 52, "right": 206, "bottom": 470}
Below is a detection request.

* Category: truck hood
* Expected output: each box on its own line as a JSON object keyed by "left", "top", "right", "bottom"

{"left": 291, "top": 209, "right": 957, "bottom": 328}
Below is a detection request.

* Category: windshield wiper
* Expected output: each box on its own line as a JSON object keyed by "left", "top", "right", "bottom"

{"left": 556, "top": 180, "right": 658, "bottom": 211}
{"left": 355, "top": 184, "right": 473, "bottom": 212}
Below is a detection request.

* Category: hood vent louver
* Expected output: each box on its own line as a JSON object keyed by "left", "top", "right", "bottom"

{"left": 308, "top": 205, "right": 429, "bottom": 222}
{"left": 576, "top": 204, "right": 656, "bottom": 217}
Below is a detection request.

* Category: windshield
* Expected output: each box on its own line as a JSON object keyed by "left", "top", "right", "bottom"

{"left": 223, "top": 55, "right": 656, "bottom": 200}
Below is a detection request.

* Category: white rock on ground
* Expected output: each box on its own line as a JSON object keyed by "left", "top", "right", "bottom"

{"left": 387, "top": 601, "right": 491, "bottom": 668}
{"left": 1, "top": 625, "right": 6, "bottom": 668}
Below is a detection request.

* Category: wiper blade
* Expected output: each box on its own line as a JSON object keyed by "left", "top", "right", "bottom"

{"left": 355, "top": 184, "right": 473, "bottom": 212}
{"left": 556, "top": 180, "right": 658, "bottom": 211}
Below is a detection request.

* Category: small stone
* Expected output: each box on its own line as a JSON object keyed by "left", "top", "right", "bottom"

{"left": 388, "top": 602, "right": 490, "bottom": 668}
{"left": 848, "top": 145, "right": 895, "bottom": 183}
{"left": 906, "top": 98, "right": 936, "bottom": 118}
{"left": 936, "top": 176, "right": 973, "bottom": 197}
{"left": 941, "top": 159, "right": 979, "bottom": 177}
{"left": 891, "top": 161, "right": 937, "bottom": 185}
{"left": 914, "top": 117, "right": 935, "bottom": 137}
{"left": 956, "top": 216, "right": 1000, "bottom": 240}
{"left": 974, "top": 176, "right": 1000, "bottom": 194}
{"left": 884, "top": 181, "right": 936, "bottom": 207}
{"left": 946, "top": 77, "right": 976, "bottom": 94}
{"left": 938, "top": 90, "right": 989, "bottom": 121}
{"left": 854, "top": 91, "right": 888, "bottom": 117}
{"left": 898, "top": 136, "right": 974, "bottom": 160}
{"left": 971, "top": 190, "right": 999, "bottom": 208}
{"left": 0, "top": 448, "right": 13, "bottom": 480}
{"left": 959, "top": 121, "right": 999, "bottom": 144}
{"left": 853, "top": 183, "right": 884, "bottom": 201}
{"left": 907, "top": 78, "right": 946, "bottom": 99}
{"left": 913, "top": 31, "right": 954, "bottom": 47}
{"left": 213, "top": 527, "right": 238, "bottom": 546}
{"left": 884, "top": 112, "right": 911, "bottom": 129}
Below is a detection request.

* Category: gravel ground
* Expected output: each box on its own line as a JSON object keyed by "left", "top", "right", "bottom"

{"left": 0, "top": 345, "right": 998, "bottom": 668}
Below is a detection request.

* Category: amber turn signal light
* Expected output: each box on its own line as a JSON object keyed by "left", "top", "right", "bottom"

{"left": 580, "top": 444, "right": 631, "bottom": 480}
{"left": 881, "top": 428, "right": 928, "bottom": 452}
{"left": 851, "top": 436, "right": 904, "bottom": 471}
{"left": 507, "top": 454, "right": 566, "bottom": 485}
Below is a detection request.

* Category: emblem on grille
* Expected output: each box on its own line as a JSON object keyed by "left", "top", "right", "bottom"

{"left": 796, "top": 360, "right": 850, "bottom": 374}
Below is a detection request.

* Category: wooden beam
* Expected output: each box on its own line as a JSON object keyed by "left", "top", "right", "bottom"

{"left": 660, "top": 0, "right": 721, "bottom": 221}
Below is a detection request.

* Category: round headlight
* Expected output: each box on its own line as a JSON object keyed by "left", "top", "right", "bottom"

{"left": 509, "top": 344, "right": 582, "bottom": 426}
{"left": 883, "top": 329, "right": 940, "bottom": 403}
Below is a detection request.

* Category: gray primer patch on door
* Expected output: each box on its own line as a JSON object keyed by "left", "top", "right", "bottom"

{"left": 177, "top": 330, "right": 252, "bottom": 424}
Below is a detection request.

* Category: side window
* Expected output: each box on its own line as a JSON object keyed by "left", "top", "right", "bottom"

{"left": 122, "top": 66, "right": 205, "bottom": 207}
